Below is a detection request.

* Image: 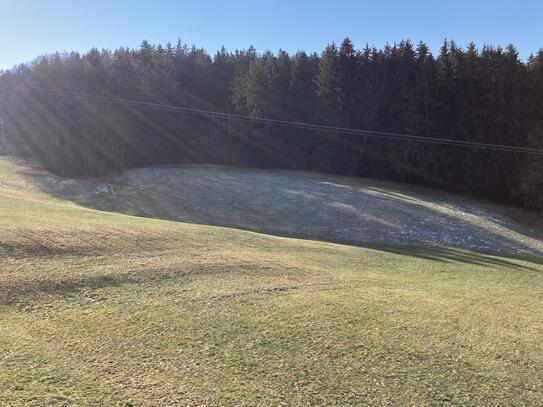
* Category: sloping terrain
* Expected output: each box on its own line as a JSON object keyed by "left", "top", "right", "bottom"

{"left": 1, "top": 157, "right": 543, "bottom": 406}
{"left": 6, "top": 158, "right": 543, "bottom": 257}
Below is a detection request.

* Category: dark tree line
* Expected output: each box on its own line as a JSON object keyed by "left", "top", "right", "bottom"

{"left": 0, "top": 39, "right": 542, "bottom": 210}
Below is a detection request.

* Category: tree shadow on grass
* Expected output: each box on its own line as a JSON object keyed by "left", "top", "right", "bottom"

{"left": 16, "top": 161, "right": 543, "bottom": 260}
{"left": 72, "top": 167, "right": 543, "bottom": 263}
{"left": 361, "top": 244, "right": 543, "bottom": 272}
{"left": 244, "top": 227, "right": 543, "bottom": 273}
{"left": 74, "top": 191, "right": 543, "bottom": 274}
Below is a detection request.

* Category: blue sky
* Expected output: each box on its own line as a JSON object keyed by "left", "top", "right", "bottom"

{"left": 1, "top": 0, "right": 542, "bottom": 70}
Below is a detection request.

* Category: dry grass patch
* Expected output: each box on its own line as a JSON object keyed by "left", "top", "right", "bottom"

{"left": 1, "top": 157, "right": 543, "bottom": 406}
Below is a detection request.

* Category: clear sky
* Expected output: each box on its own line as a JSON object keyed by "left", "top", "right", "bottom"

{"left": 1, "top": 0, "right": 542, "bottom": 70}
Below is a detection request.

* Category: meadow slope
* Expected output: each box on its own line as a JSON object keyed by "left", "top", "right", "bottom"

{"left": 1, "top": 157, "right": 543, "bottom": 406}
{"left": 5, "top": 159, "right": 543, "bottom": 257}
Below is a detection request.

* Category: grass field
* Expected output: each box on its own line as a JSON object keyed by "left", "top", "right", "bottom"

{"left": 1, "top": 157, "right": 543, "bottom": 406}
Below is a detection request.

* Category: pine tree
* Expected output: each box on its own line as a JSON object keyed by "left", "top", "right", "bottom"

{"left": 317, "top": 43, "right": 340, "bottom": 123}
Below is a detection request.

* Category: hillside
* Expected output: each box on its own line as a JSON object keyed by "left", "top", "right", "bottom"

{"left": 4, "top": 158, "right": 543, "bottom": 257}
{"left": 1, "top": 157, "right": 543, "bottom": 406}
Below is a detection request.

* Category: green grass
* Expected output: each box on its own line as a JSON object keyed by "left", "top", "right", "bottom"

{"left": 1, "top": 157, "right": 542, "bottom": 406}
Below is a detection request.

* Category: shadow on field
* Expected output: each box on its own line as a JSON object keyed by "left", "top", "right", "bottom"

{"left": 244, "top": 228, "right": 543, "bottom": 272}
{"left": 1, "top": 243, "right": 541, "bottom": 306}
{"left": 0, "top": 263, "right": 264, "bottom": 305}
{"left": 12, "top": 159, "right": 542, "bottom": 257}
{"left": 362, "top": 244, "right": 543, "bottom": 272}
{"left": 74, "top": 189, "right": 543, "bottom": 274}
{"left": 70, "top": 166, "right": 543, "bottom": 259}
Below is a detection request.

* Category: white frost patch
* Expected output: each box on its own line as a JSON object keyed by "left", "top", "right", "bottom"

{"left": 10, "top": 162, "right": 543, "bottom": 257}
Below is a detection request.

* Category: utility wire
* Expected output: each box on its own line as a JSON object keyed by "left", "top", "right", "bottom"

{"left": 34, "top": 86, "right": 543, "bottom": 155}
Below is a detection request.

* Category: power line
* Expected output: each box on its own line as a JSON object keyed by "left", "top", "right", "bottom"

{"left": 34, "top": 86, "right": 543, "bottom": 155}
